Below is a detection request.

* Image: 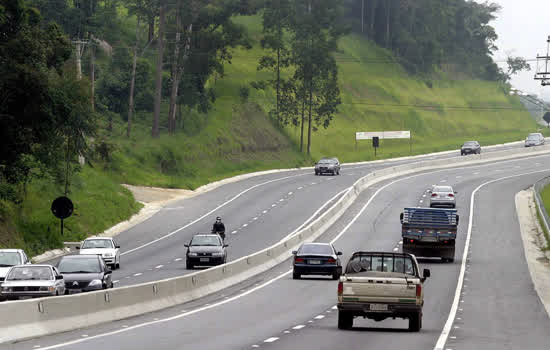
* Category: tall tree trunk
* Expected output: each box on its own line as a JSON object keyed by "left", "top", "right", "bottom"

{"left": 170, "top": 23, "right": 193, "bottom": 134}
{"left": 148, "top": 16, "right": 155, "bottom": 43}
{"left": 168, "top": 6, "right": 182, "bottom": 135}
{"left": 307, "top": 77, "right": 313, "bottom": 155}
{"left": 300, "top": 94, "right": 305, "bottom": 152}
{"left": 75, "top": 41, "right": 82, "bottom": 80}
{"left": 127, "top": 18, "right": 140, "bottom": 138}
{"left": 152, "top": 3, "right": 166, "bottom": 138}
{"left": 385, "top": 0, "right": 391, "bottom": 48}
{"left": 369, "top": 0, "right": 376, "bottom": 38}
{"left": 90, "top": 42, "right": 95, "bottom": 112}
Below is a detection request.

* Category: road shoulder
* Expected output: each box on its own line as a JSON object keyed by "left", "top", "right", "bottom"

{"left": 515, "top": 189, "right": 550, "bottom": 317}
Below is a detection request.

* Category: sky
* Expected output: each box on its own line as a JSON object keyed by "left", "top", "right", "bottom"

{"left": 487, "top": 0, "right": 550, "bottom": 100}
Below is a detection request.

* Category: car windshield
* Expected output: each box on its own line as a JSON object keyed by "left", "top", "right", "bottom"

{"left": 298, "top": 244, "right": 333, "bottom": 255}
{"left": 433, "top": 186, "right": 453, "bottom": 193}
{"left": 527, "top": 135, "right": 541, "bottom": 140}
{"left": 6, "top": 266, "right": 53, "bottom": 281}
{"left": 318, "top": 159, "right": 334, "bottom": 164}
{"left": 191, "top": 236, "right": 221, "bottom": 246}
{"left": 463, "top": 142, "right": 477, "bottom": 146}
{"left": 58, "top": 258, "right": 101, "bottom": 273}
{"left": 0, "top": 252, "right": 21, "bottom": 266}
{"left": 346, "top": 255, "right": 416, "bottom": 276}
{"left": 81, "top": 239, "right": 114, "bottom": 249}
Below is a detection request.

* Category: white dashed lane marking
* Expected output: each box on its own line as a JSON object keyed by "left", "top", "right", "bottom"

{"left": 264, "top": 337, "right": 279, "bottom": 343}
{"left": 155, "top": 265, "right": 163, "bottom": 269}
{"left": 279, "top": 199, "right": 284, "bottom": 202}
{"left": 298, "top": 187, "right": 303, "bottom": 190}
{"left": 288, "top": 192, "right": 293, "bottom": 195}
{"left": 314, "top": 315, "right": 325, "bottom": 320}
{"left": 174, "top": 258, "right": 182, "bottom": 262}
{"left": 293, "top": 325, "right": 306, "bottom": 330}
{"left": 133, "top": 273, "right": 142, "bottom": 277}
{"left": 113, "top": 280, "right": 119, "bottom": 284}
{"left": 243, "top": 224, "right": 248, "bottom": 227}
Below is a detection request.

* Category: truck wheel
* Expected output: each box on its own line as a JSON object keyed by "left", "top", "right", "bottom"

{"left": 408, "top": 312, "right": 421, "bottom": 332}
{"left": 338, "top": 311, "right": 353, "bottom": 330}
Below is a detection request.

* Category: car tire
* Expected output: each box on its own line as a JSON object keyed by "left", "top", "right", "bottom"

{"left": 292, "top": 272, "right": 300, "bottom": 280}
{"left": 186, "top": 260, "right": 194, "bottom": 270}
{"left": 332, "top": 272, "right": 340, "bottom": 280}
{"left": 338, "top": 311, "right": 353, "bottom": 330}
{"left": 337, "top": 170, "right": 340, "bottom": 175}
{"left": 409, "top": 312, "right": 422, "bottom": 332}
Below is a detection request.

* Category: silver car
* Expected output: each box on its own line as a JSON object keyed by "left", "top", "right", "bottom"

{"left": 0, "top": 265, "right": 65, "bottom": 300}
{"left": 525, "top": 133, "right": 545, "bottom": 147}
{"left": 429, "top": 185, "right": 456, "bottom": 208}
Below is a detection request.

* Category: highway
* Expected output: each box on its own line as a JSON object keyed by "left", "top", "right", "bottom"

{"left": 9, "top": 149, "right": 550, "bottom": 350}
{"left": 43, "top": 142, "right": 532, "bottom": 288}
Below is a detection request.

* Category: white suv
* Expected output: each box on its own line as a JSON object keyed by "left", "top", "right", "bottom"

{"left": 78, "top": 237, "right": 121, "bottom": 269}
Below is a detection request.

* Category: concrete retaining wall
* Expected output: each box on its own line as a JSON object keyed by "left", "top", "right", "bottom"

{"left": 2, "top": 144, "right": 550, "bottom": 344}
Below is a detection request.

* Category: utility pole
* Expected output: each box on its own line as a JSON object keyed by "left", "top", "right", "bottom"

{"left": 361, "top": 0, "right": 364, "bottom": 33}
{"left": 535, "top": 36, "right": 550, "bottom": 86}
{"left": 72, "top": 40, "right": 88, "bottom": 81}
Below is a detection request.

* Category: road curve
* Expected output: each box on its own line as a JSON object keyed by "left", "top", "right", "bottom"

{"left": 13, "top": 151, "right": 550, "bottom": 350}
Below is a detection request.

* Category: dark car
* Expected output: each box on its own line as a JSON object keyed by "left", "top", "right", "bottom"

{"left": 185, "top": 234, "right": 228, "bottom": 269}
{"left": 460, "top": 141, "right": 481, "bottom": 155}
{"left": 292, "top": 243, "right": 342, "bottom": 280}
{"left": 315, "top": 158, "right": 341, "bottom": 176}
{"left": 57, "top": 255, "right": 113, "bottom": 294}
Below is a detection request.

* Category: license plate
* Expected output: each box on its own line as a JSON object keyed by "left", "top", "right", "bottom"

{"left": 369, "top": 304, "right": 388, "bottom": 311}
{"left": 200, "top": 258, "right": 210, "bottom": 262}
{"left": 309, "top": 260, "right": 321, "bottom": 265}
{"left": 69, "top": 289, "right": 82, "bottom": 294}
{"left": 422, "top": 237, "right": 438, "bottom": 242}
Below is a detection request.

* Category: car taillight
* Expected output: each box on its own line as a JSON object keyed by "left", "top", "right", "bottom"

{"left": 327, "top": 258, "right": 336, "bottom": 264}
{"left": 295, "top": 257, "right": 304, "bottom": 263}
{"left": 416, "top": 284, "right": 422, "bottom": 297}
{"left": 444, "top": 240, "right": 448, "bottom": 244}
{"left": 448, "top": 193, "right": 454, "bottom": 197}
{"left": 338, "top": 281, "right": 343, "bottom": 296}
{"left": 431, "top": 193, "right": 437, "bottom": 197}
{"left": 409, "top": 239, "right": 414, "bottom": 243}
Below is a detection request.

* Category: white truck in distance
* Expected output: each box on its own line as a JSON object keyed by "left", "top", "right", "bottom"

{"left": 337, "top": 252, "right": 430, "bottom": 332}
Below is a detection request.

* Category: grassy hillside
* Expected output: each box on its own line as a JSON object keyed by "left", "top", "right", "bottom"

{"left": 1, "top": 14, "right": 540, "bottom": 256}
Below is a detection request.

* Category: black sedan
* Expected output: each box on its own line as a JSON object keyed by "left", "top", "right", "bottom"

{"left": 315, "top": 158, "right": 341, "bottom": 176}
{"left": 460, "top": 141, "right": 481, "bottom": 155}
{"left": 57, "top": 255, "right": 113, "bottom": 294}
{"left": 185, "top": 234, "right": 228, "bottom": 269}
{"left": 292, "top": 243, "right": 342, "bottom": 280}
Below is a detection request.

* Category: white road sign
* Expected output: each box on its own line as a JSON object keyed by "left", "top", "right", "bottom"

{"left": 355, "top": 131, "right": 410, "bottom": 140}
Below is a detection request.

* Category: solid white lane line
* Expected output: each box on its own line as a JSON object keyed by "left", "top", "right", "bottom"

{"left": 293, "top": 325, "right": 306, "bottom": 330}
{"left": 264, "top": 337, "right": 279, "bottom": 343}
{"left": 121, "top": 172, "right": 309, "bottom": 256}
{"left": 434, "top": 168, "right": 550, "bottom": 350}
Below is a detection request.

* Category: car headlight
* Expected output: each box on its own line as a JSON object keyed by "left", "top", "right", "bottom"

{"left": 39, "top": 286, "right": 56, "bottom": 292}
{"left": 188, "top": 252, "right": 198, "bottom": 257}
{"left": 89, "top": 279, "right": 102, "bottom": 287}
{"left": 2, "top": 287, "right": 11, "bottom": 292}
{"left": 212, "top": 252, "right": 223, "bottom": 257}
{"left": 103, "top": 253, "right": 113, "bottom": 257}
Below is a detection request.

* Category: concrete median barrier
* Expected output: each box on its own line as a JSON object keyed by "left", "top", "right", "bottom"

{"left": 2, "top": 144, "right": 550, "bottom": 344}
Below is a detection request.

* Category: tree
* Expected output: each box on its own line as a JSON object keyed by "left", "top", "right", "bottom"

{"left": 505, "top": 56, "right": 531, "bottom": 79}
{"left": 152, "top": 1, "right": 166, "bottom": 138}
{"left": 543, "top": 112, "right": 550, "bottom": 128}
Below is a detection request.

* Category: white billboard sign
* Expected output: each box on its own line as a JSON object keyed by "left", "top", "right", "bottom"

{"left": 355, "top": 131, "right": 410, "bottom": 140}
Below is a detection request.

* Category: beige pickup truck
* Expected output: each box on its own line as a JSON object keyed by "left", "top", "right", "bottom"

{"left": 337, "top": 252, "right": 430, "bottom": 332}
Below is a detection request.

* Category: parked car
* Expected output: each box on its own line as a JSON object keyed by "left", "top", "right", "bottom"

{"left": 57, "top": 255, "right": 113, "bottom": 294}
{"left": 429, "top": 185, "right": 457, "bottom": 208}
{"left": 78, "top": 237, "right": 120, "bottom": 269}
{"left": 185, "top": 234, "right": 228, "bottom": 269}
{"left": 525, "top": 133, "right": 545, "bottom": 147}
{"left": 337, "top": 252, "right": 430, "bottom": 331}
{"left": 0, "top": 249, "right": 31, "bottom": 283}
{"left": 0, "top": 265, "right": 65, "bottom": 300}
{"left": 315, "top": 158, "right": 341, "bottom": 176}
{"left": 292, "top": 242, "right": 342, "bottom": 280}
{"left": 460, "top": 141, "right": 481, "bottom": 155}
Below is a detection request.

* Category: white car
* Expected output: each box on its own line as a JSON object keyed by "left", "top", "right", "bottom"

{"left": 77, "top": 237, "right": 120, "bottom": 269}
{"left": 0, "top": 249, "right": 31, "bottom": 282}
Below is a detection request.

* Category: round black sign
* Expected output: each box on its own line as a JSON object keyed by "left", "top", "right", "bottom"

{"left": 51, "top": 196, "right": 74, "bottom": 219}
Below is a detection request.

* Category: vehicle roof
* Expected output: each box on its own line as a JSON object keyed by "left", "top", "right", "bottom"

{"left": 61, "top": 254, "right": 101, "bottom": 259}
{"left": 349, "top": 251, "right": 414, "bottom": 258}
{"left": 464, "top": 140, "right": 478, "bottom": 143}
{"left": 301, "top": 242, "right": 331, "bottom": 246}
{"left": 83, "top": 237, "right": 113, "bottom": 241}
{"left": 0, "top": 249, "right": 24, "bottom": 253}
{"left": 432, "top": 185, "right": 453, "bottom": 191}
{"left": 10, "top": 264, "right": 53, "bottom": 268}
{"left": 193, "top": 233, "right": 220, "bottom": 237}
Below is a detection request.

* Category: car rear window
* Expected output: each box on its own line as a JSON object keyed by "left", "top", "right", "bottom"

{"left": 82, "top": 239, "right": 113, "bottom": 249}
{"left": 345, "top": 255, "right": 416, "bottom": 276}
{"left": 433, "top": 186, "right": 452, "bottom": 192}
{"left": 298, "top": 244, "right": 333, "bottom": 255}
{"left": 0, "top": 252, "right": 21, "bottom": 266}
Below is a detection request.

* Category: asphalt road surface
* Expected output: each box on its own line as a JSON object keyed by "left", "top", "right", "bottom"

{"left": 10, "top": 149, "right": 550, "bottom": 350}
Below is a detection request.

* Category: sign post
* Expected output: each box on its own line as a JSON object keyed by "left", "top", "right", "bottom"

{"left": 51, "top": 196, "right": 74, "bottom": 236}
{"left": 355, "top": 131, "right": 412, "bottom": 156}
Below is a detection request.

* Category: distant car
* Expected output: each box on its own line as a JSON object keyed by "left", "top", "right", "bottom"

{"left": 429, "top": 185, "right": 457, "bottom": 208}
{"left": 315, "top": 158, "right": 341, "bottom": 176}
{"left": 0, "top": 249, "right": 31, "bottom": 282}
{"left": 77, "top": 237, "right": 120, "bottom": 269}
{"left": 185, "top": 234, "right": 228, "bottom": 269}
{"left": 0, "top": 265, "right": 65, "bottom": 300}
{"left": 460, "top": 141, "right": 481, "bottom": 155}
{"left": 292, "top": 242, "right": 343, "bottom": 280}
{"left": 57, "top": 255, "right": 113, "bottom": 294}
{"left": 525, "top": 133, "right": 545, "bottom": 147}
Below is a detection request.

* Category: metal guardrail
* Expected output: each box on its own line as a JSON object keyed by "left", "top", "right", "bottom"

{"left": 533, "top": 176, "right": 550, "bottom": 235}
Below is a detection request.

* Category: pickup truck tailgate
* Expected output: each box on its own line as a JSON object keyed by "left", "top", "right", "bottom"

{"left": 340, "top": 276, "right": 418, "bottom": 303}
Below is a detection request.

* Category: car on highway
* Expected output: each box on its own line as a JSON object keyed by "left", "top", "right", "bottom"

{"left": 337, "top": 252, "right": 430, "bottom": 331}
{"left": 77, "top": 237, "right": 120, "bottom": 269}
{"left": 57, "top": 255, "right": 113, "bottom": 294}
{"left": 292, "top": 242, "right": 343, "bottom": 280}
{"left": 185, "top": 234, "right": 228, "bottom": 269}
{"left": 0, "top": 249, "right": 31, "bottom": 283}
{"left": 460, "top": 141, "right": 481, "bottom": 155}
{"left": 428, "top": 185, "right": 456, "bottom": 208}
{"left": 525, "top": 133, "right": 545, "bottom": 147}
{"left": 0, "top": 265, "right": 65, "bottom": 300}
{"left": 315, "top": 157, "right": 341, "bottom": 176}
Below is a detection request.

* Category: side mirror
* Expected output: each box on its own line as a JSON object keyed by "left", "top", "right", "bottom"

{"left": 223, "top": 244, "right": 229, "bottom": 248}
{"left": 423, "top": 268, "right": 431, "bottom": 279}
{"left": 399, "top": 213, "right": 404, "bottom": 223}
{"left": 454, "top": 191, "right": 458, "bottom": 194}
{"left": 456, "top": 214, "right": 460, "bottom": 224}
{"left": 55, "top": 275, "right": 63, "bottom": 280}
{"left": 184, "top": 244, "right": 189, "bottom": 248}
{"left": 115, "top": 245, "right": 121, "bottom": 249}
{"left": 336, "top": 251, "right": 343, "bottom": 256}
{"left": 105, "top": 269, "right": 112, "bottom": 274}
{"left": 291, "top": 250, "right": 297, "bottom": 255}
